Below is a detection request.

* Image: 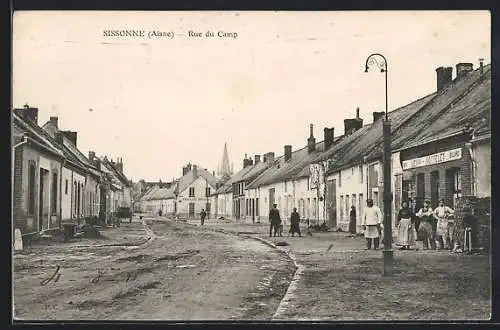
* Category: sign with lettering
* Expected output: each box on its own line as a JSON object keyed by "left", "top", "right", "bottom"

{"left": 402, "top": 148, "right": 462, "bottom": 170}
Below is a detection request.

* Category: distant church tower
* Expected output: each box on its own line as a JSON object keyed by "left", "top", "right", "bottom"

{"left": 218, "top": 142, "right": 233, "bottom": 177}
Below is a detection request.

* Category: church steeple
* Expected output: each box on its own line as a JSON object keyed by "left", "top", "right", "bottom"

{"left": 218, "top": 142, "right": 232, "bottom": 177}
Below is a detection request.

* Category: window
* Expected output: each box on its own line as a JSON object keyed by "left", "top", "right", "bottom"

{"left": 51, "top": 172, "right": 58, "bottom": 214}
{"left": 205, "top": 187, "right": 211, "bottom": 197}
{"left": 345, "top": 195, "right": 350, "bottom": 217}
{"left": 73, "top": 181, "right": 78, "bottom": 216}
{"left": 65, "top": 179, "right": 68, "bottom": 194}
{"left": 312, "top": 198, "right": 317, "bottom": 219}
{"left": 189, "top": 187, "right": 195, "bottom": 197}
{"left": 28, "top": 162, "right": 36, "bottom": 215}
{"left": 307, "top": 178, "right": 310, "bottom": 191}
{"left": 359, "top": 166, "right": 363, "bottom": 183}
{"left": 359, "top": 194, "right": 364, "bottom": 219}
{"left": 352, "top": 194, "right": 356, "bottom": 210}
{"left": 284, "top": 180, "right": 288, "bottom": 193}
{"left": 338, "top": 171, "right": 342, "bottom": 187}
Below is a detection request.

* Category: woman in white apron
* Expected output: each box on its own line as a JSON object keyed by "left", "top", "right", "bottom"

{"left": 433, "top": 199, "right": 455, "bottom": 250}
{"left": 396, "top": 201, "right": 415, "bottom": 250}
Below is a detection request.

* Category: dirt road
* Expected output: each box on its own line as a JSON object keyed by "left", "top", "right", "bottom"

{"left": 13, "top": 218, "right": 296, "bottom": 320}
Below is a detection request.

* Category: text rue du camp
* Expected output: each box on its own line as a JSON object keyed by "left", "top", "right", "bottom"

{"left": 188, "top": 30, "right": 238, "bottom": 39}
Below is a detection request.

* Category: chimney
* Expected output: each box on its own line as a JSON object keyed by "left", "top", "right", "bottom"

{"left": 187, "top": 163, "right": 192, "bottom": 172}
{"left": 55, "top": 132, "right": 64, "bottom": 144}
{"left": 344, "top": 108, "right": 364, "bottom": 135}
{"left": 436, "top": 66, "right": 453, "bottom": 92}
{"left": 307, "top": 124, "right": 316, "bottom": 154}
{"left": 116, "top": 158, "right": 123, "bottom": 173}
{"left": 49, "top": 116, "right": 59, "bottom": 127}
{"left": 373, "top": 111, "right": 386, "bottom": 122}
{"left": 14, "top": 104, "right": 39, "bottom": 124}
{"left": 88, "top": 151, "right": 95, "bottom": 161}
{"left": 243, "top": 154, "right": 250, "bottom": 168}
{"left": 479, "top": 58, "right": 484, "bottom": 74}
{"left": 254, "top": 155, "right": 261, "bottom": 164}
{"left": 263, "top": 154, "right": 267, "bottom": 163}
{"left": 265, "top": 152, "right": 275, "bottom": 163}
{"left": 284, "top": 145, "right": 292, "bottom": 161}
{"left": 192, "top": 165, "right": 198, "bottom": 178}
{"left": 456, "top": 62, "right": 473, "bottom": 78}
{"left": 324, "top": 127, "right": 334, "bottom": 150}
{"left": 62, "top": 130, "right": 77, "bottom": 146}
{"left": 182, "top": 166, "right": 188, "bottom": 176}
{"left": 213, "top": 170, "right": 216, "bottom": 176}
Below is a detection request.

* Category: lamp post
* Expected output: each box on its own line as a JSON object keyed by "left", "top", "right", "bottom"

{"left": 364, "top": 53, "right": 393, "bottom": 276}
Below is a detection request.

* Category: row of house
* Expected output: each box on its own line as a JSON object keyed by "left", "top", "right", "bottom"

{"left": 211, "top": 61, "right": 491, "bottom": 233}
{"left": 12, "top": 106, "right": 133, "bottom": 236}
{"left": 135, "top": 163, "right": 219, "bottom": 219}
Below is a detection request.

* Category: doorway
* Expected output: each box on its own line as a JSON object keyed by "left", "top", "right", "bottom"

{"left": 327, "top": 179, "right": 337, "bottom": 229}
{"left": 188, "top": 202, "right": 195, "bottom": 218}
{"left": 39, "top": 168, "right": 50, "bottom": 231}
{"left": 431, "top": 171, "right": 440, "bottom": 208}
{"left": 269, "top": 188, "right": 275, "bottom": 211}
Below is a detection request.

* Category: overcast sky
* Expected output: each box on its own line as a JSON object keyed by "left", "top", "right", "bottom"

{"left": 12, "top": 11, "right": 490, "bottom": 182}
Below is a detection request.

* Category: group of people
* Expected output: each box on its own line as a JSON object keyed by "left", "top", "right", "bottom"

{"left": 269, "top": 203, "right": 303, "bottom": 237}
{"left": 397, "top": 198, "right": 477, "bottom": 252}
{"left": 396, "top": 198, "right": 465, "bottom": 252}
{"left": 359, "top": 197, "right": 473, "bottom": 253}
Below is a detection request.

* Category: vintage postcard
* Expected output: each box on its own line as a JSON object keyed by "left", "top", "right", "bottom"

{"left": 11, "top": 10, "right": 491, "bottom": 321}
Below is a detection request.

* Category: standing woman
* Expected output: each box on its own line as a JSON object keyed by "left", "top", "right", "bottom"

{"left": 396, "top": 201, "right": 414, "bottom": 250}
{"left": 433, "top": 199, "right": 455, "bottom": 250}
{"left": 416, "top": 200, "right": 436, "bottom": 250}
{"left": 289, "top": 207, "right": 302, "bottom": 237}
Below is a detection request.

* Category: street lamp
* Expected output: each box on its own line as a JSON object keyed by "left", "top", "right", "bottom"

{"left": 364, "top": 53, "right": 393, "bottom": 276}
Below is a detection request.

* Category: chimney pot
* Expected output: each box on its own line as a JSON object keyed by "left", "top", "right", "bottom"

{"left": 356, "top": 107, "right": 360, "bottom": 119}
{"left": 254, "top": 155, "right": 261, "bottom": 164}
{"left": 88, "top": 151, "right": 95, "bottom": 161}
{"left": 479, "top": 58, "right": 484, "bottom": 74}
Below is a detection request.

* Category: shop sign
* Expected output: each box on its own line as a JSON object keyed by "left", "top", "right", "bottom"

{"left": 402, "top": 148, "right": 462, "bottom": 170}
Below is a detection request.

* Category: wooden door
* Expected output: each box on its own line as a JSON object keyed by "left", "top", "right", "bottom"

{"left": 327, "top": 179, "right": 337, "bottom": 229}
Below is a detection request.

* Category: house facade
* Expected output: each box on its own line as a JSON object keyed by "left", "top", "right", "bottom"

{"left": 175, "top": 164, "right": 217, "bottom": 219}
{"left": 12, "top": 107, "right": 65, "bottom": 235}
{"left": 12, "top": 105, "right": 134, "bottom": 237}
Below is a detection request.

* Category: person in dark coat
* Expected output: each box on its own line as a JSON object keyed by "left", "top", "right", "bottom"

{"left": 289, "top": 207, "right": 301, "bottom": 237}
{"left": 349, "top": 205, "right": 357, "bottom": 235}
{"left": 269, "top": 204, "right": 281, "bottom": 237}
{"left": 200, "top": 209, "right": 207, "bottom": 226}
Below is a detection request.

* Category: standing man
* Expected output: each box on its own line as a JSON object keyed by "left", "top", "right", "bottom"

{"left": 269, "top": 204, "right": 281, "bottom": 237}
{"left": 361, "top": 199, "right": 383, "bottom": 250}
{"left": 200, "top": 209, "right": 207, "bottom": 226}
{"left": 289, "top": 207, "right": 301, "bottom": 237}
